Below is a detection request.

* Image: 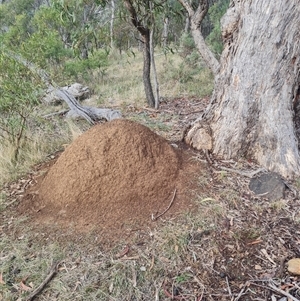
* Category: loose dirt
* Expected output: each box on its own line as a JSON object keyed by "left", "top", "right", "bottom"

{"left": 19, "top": 119, "right": 199, "bottom": 244}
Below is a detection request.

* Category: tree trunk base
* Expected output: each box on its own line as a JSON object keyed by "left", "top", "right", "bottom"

{"left": 183, "top": 121, "right": 212, "bottom": 150}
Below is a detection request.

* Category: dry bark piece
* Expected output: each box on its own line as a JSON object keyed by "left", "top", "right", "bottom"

{"left": 287, "top": 258, "right": 300, "bottom": 275}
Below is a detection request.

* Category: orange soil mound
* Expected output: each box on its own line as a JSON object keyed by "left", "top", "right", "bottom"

{"left": 21, "top": 119, "right": 193, "bottom": 239}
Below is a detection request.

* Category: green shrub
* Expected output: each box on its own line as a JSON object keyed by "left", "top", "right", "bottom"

{"left": 205, "top": 0, "right": 230, "bottom": 57}
{"left": 0, "top": 51, "right": 43, "bottom": 161}
{"left": 63, "top": 50, "right": 109, "bottom": 81}
{"left": 179, "top": 33, "right": 196, "bottom": 58}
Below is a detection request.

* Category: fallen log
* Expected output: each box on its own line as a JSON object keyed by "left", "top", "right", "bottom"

{"left": 4, "top": 50, "right": 121, "bottom": 124}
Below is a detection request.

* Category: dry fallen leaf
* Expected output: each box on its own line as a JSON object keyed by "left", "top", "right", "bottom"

{"left": 254, "top": 265, "right": 262, "bottom": 270}
{"left": 19, "top": 281, "right": 32, "bottom": 291}
{"left": 287, "top": 258, "right": 300, "bottom": 275}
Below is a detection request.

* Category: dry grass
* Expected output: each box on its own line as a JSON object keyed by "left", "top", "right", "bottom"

{"left": 0, "top": 116, "right": 71, "bottom": 187}
{"left": 89, "top": 48, "right": 214, "bottom": 107}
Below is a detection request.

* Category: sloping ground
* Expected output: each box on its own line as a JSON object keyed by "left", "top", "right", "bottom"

{"left": 1, "top": 98, "right": 300, "bottom": 301}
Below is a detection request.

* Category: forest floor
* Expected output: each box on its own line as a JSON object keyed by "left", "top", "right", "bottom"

{"left": 1, "top": 96, "right": 300, "bottom": 301}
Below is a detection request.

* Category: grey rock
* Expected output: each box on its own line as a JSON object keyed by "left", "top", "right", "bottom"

{"left": 249, "top": 172, "right": 285, "bottom": 200}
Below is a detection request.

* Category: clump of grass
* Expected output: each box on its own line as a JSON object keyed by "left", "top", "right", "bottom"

{"left": 0, "top": 115, "right": 71, "bottom": 187}
{"left": 65, "top": 119, "right": 84, "bottom": 141}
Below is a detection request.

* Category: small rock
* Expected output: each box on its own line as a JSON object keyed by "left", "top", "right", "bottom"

{"left": 249, "top": 172, "right": 285, "bottom": 201}
{"left": 287, "top": 258, "right": 300, "bottom": 275}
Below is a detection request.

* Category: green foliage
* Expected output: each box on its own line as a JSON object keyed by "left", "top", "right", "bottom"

{"left": 51, "top": 0, "right": 110, "bottom": 58}
{"left": 0, "top": 51, "right": 44, "bottom": 160}
{"left": 180, "top": 33, "right": 196, "bottom": 56}
{"left": 205, "top": 0, "right": 230, "bottom": 56}
{"left": 25, "top": 31, "right": 69, "bottom": 67}
{"left": 22, "top": 5, "right": 71, "bottom": 67}
{"left": 64, "top": 49, "right": 109, "bottom": 81}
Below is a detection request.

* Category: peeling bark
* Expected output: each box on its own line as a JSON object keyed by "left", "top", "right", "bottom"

{"left": 186, "top": 0, "right": 300, "bottom": 178}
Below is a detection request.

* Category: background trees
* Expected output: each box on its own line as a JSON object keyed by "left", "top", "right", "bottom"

{"left": 0, "top": 0, "right": 227, "bottom": 177}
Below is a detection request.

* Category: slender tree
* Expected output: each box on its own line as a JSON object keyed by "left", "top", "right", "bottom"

{"left": 124, "top": 0, "right": 156, "bottom": 107}
{"left": 178, "top": 0, "right": 220, "bottom": 76}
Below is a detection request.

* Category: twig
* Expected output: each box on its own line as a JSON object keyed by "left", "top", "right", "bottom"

{"left": 267, "top": 283, "right": 300, "bottom": 301}
{"left": 26, "top": 261, "right": 61, "bottom": 301}
{"left": 282, "top": 180, "right": 299, "bottom": 198}
{"left": 260, "top": 249, "right": 276, "bottom": 265}
{"left": 219, "top": 166, "right": 266, "bottom": 178}
{"left": 179, "top": 110, "right": 204, "bottom": 115}
{"left": 204, "top": 150, "right": 213, "bottom": 165}
{"left": 131, "top": 265, "right": 137, "bottom": 288}
{"left": 277, "top": 256, "right": 287, "bottom": 278}
{"left": 42, "top": 109, "right": 70, "bottom": 118}
{"left": 142, "top": 107, "right": 159, "bottom": 113}
{"left": 248, "top": 280, "right": 300, "bottom": 301}
{"left": 233, "top": 285, "right": 247, "bottom": 301}
{"left": 162, "top": 280, "right": 184, "bottom": 300}
{"left": 115, "top": 245, "right": 129, "bottom": 258}
{"left": 151, "top": 189, "right": 177, "bottom": 221}
{"left": 225, "top": 276, "right": 232, "bottom": 296}
{"left": 155, "top": 280, "right": 163, "bottom": 301}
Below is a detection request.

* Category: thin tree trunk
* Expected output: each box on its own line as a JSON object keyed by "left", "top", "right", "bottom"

{"left": 81, "top": 5, "right": 89, "bottom": 59}
{"left": 124, "top": 0, "right": 156, "bottom": 107}
{"left": 184, "top": 16, "right": 190, "bottom": 33}
{"left": 162, "top": 16, "right": 169, "bottom": 48}
{"left": 110, "top": 0, "right": 115, "bottom": 49}
{"left": 143, "top": 31, "right": 155, "bottom": 107}
{"left": 179, "top": 0, "right": 220, "bottom": 76}
{"left": 185, "top": 0, "right": 300, "bottom": 178}
{"left": 150, "top": 27, "right": 159, "bottom": 109}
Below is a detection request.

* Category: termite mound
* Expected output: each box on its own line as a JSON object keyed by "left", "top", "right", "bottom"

{"left": 20, "top": 119, "right": 196, "bottom": 242}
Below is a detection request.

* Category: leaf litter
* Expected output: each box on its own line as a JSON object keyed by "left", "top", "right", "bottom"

{"left": 0, "top": 97, "right": 300, "bottom": 300}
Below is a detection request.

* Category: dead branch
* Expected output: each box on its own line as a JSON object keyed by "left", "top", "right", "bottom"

{"left": 151, "top": 189, "right": 177, "bottom": 221}
{"left": 248, "top": 280, "right": 300, "bottom": 301}
{"left": 42, "top": 109, "right": 70, "bottom": 119}
{"left": 3, "top": 50, "right": 121, "bottom": 124}
{"left": 26, "top": 261, "right": 61, "bottom": 301}
{"left": 219, "top": 166, "right": 266, "bottom": 178}
{"left": 268, "top": 282, "right": 299, "bottom": 301}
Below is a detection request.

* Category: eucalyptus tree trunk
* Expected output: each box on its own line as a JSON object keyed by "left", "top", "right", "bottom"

{"left": 142, "top": 30, "right": 155, "bottom": 107}
{"left": 185, "top": 0, "right": 300, "bottom": 178}
{"left": 150, "top": 27, "right": 159, "bottom": 109}
{"left": 179, "top": 0, "right": 220, "bottom": 76}
{"left": 124, "top": 0, "right": 155, "bottom": 107}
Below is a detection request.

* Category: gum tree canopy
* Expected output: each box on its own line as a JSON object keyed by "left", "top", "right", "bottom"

{"left": 184, "top": 0, "right": 300, "bottom": 178}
